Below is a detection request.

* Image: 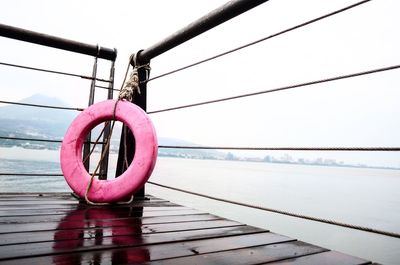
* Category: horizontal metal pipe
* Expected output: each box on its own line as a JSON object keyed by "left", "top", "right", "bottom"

{"left": 137, "top": 0, "right": 269, "bottom": 63}
{"left": 0, "top": 23, "right": 117, "bottom": 61}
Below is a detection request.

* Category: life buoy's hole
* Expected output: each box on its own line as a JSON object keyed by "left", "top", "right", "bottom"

{"left": 82, "top": 120, "right": 136, "bottom": 180}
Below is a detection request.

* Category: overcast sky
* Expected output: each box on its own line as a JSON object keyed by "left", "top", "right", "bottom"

{"left": 1, "top": 0, "right": 399, "bottom": 166}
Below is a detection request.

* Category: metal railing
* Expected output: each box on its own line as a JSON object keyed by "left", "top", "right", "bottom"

{"left": 123, "top": 0, "right": 400, "bottom": 240}
{"left": 1, "top": 0, "right": 399, "bottom": 211}
{"left": 0, "top": 22, "right": 117, "bottom": 180}
{"left": 2, "top": 0, "right": 398, "bottom": 181}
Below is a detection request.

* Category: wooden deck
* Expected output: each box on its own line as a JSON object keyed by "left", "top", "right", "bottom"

{"left": 0, "top": 193, "right": 373, "bottom": 264}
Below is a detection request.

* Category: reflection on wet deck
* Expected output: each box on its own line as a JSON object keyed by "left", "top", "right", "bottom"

{"left": 0, "top": 193, "right": 372, "bottom": 264}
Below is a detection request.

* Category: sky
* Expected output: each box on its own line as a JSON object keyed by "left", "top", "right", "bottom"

{"left": 1, "top": 0, "right": 400, "bottom": 167}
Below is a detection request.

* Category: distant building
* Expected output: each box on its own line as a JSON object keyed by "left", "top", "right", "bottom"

{"left": 263, "top": 155, "right": 271, "bottom": 162}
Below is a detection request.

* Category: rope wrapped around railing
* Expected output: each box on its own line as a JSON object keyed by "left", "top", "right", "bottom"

{"left": 148, "top": 181, "right": 400, "bottom": 239}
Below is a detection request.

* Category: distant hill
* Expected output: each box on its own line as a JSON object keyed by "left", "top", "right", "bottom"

{"left": 0, "top": 94, "right": 78, "bottom": 138}
{"left": 158, "top": 137, "right": 226, "bottom": 159}
{"left": 0, "top": 94, "right": 226, "bottom": 159}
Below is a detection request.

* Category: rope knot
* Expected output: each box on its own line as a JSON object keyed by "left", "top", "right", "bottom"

{"left": 119, "top": 69, "right": 139, "bottom": 102}
{"left": 118, "top": 56, "right": 151, "bottom": 102}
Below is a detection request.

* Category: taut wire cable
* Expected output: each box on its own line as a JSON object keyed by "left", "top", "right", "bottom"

{"left": 0, "top": 136, "right": 104, "bottom": 145}
{"left": 144, "top": 0, "right": 372, "bottom": 83}
{"left": 0, "top": 61, "right": 112, "bottom": 83}
{"left": 158, "top": 146, "right": 400, "bottom": 151}
{"left": 148, "top": 181, "right": 400, "bottom": 239}
{"left": 148, "top": 64, "right": 400, "bottom": 114}
{"left": 0, "top": 100, "right": 84, "bottom": 111}
{"left": 2, "top": 136, "right": 397, "bottom": 151}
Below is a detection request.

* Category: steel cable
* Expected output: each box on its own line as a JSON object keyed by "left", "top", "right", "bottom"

{"left": 2, "top": 137, "right": 396, "bottom": 151}
{"left": 1, "top": 137, "right": 397, "bottom": 151}
{"left": 0, "top": 100, "right": 84, "bottom": 111}
{"left": 0, "top": 136, "right": 63, "bottom": 143}
{"left": 0, "top": 173, "right": 104, "bottom": 177}
{"left": 0, "top": 173, "right": 64, "bottom": 176}
{"left": 95, "top": 85, "right": 118, "bottom": 91}
{"left": 0, "top": 136, "right": 104, "bottom": 145}
{"left": 148, "top": 64, "right": 400, "bottom": 114}
{"left": 145, "top": 0, "right": 372, "bottom": 83}
{"left": 148, "top": 181, "right": 400, "bottom": 239}
{"left": 158, "top": 145, "right": 400, "bottom": 151}
{"left": 0, "top": 61, "right": 112, "bottom": 83}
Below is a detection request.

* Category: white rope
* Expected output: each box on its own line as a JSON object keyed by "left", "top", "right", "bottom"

{"left": 119, "top": 53, "right": 150, "bottom": 102}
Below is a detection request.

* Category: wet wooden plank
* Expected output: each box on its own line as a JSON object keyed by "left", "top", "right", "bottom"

{"left": 0, "top": 232, "right": 293, "bottom": 265}
{"left": 147, "top": 241, "right": 328, "bottom": 265}
{"left": 0, "top": 194, "right": 162, "bottom": 203}
{"left": 0, "top": 226, "right": 264, "bottom": 260}
{"left": 0, "top": 193, "right": 373, "bottom": 265}
{"left": 0, "top": 207, "right": 202, "bottom": 220}
{"left": 0, "top": 196, "right": 77, "bottom": 201}
{"left": 0, "top": 203, "right": 180, "bottom": 217}
{"left": 0, "top": 201, "right": 167, "bottom": 207}
{"left": 0, "top": 200, "right": 81, "bottom": 205}
{"left": 0, "top": 219, "right": 243, "bottom": 245}
{"left": 0, "top": 205, "right": 187, "bottom": 218}
{"left": 0, "top": 193, "right": 167, "bottom": 204}
{"left": 0, "top": 213, "right": 222, "bottom": 234}
{"left": 0, "top": 209, "right": 210, "bottom": 230}
{"left": 0, "top": 193, "right": 156, "bottom": 198}
{"left": 266, "top": 250, "right": 372, "bottom": 265}
{"left": 0, "top": 200, "right": 175, "bottom": 210}
{"left": 0, "top": 193, "right": 158, "bottom": 200}
{"left": 0, "top": 192, "right": 74, "bottom": 198}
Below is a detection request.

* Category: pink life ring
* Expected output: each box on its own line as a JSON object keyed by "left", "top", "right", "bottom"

{"left": 60, "top": 100, "right": 157, "bottom": 203}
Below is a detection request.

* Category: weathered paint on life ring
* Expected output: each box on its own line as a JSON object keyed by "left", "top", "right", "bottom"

{"left": 60, "top": 100, "right": 157, "bottom": 203}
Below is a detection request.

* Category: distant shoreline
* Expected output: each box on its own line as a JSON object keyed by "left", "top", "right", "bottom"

{"left": 1, "top": 145, "right": 399, "bottom": 171}
{"left": 158, "top": 154, "right": 400, "bottom": 171}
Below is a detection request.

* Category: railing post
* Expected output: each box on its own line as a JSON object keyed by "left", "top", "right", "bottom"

{"left": 82, "top": 51, "right": 99, "bottom": 171}
{"left": 115, "top": 51, "right": 149, "bottom": 199}
{"left": 99, "top": 55, "right": 116, "bottom": 180}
